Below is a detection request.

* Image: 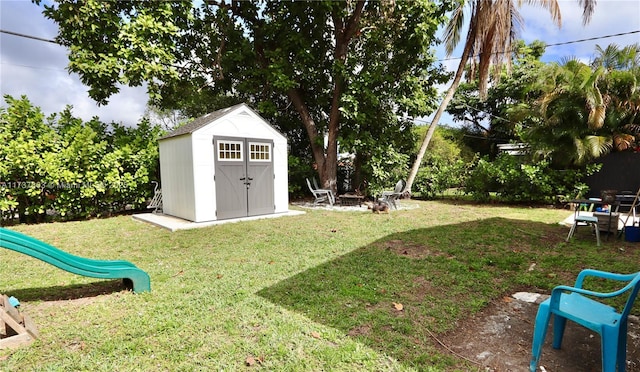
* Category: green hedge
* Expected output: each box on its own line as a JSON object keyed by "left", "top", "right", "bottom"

{"left": 0, "top": 95, "right": 162, "bottom": 223}
{"left": 464, "top": 153, "right": 600, "bottom": 203}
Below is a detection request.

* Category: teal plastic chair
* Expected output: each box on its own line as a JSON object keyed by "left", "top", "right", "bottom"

{"left": 530, "top": 270, "right": 640, "bottom": 372}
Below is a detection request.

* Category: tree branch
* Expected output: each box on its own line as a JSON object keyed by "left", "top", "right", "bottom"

{"left": 287, "top": 88, "right": 326, "bottom": 170}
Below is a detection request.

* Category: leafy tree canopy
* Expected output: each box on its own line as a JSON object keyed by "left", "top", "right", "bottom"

{"left": 523, "top": 44, "right": 640, "bottom": 166}
{"left": 447, "top": 40, "right": 547, "bottom": 156}
{"left": 448, "top": 41, "right": 640, "bottom": 167}
{"left": 405, "top": 0, "right": 596, "bottom": 192}
{"left": 38, "top": 0, "right": 452, "bottom": 191}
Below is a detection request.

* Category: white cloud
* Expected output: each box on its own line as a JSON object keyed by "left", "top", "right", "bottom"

{"left": 0, "top": 0, "right": 148, "bottom": 126}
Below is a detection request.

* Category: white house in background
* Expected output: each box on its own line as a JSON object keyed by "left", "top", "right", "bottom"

{"left": 497, "top": 143, "right": 529, "bottom": 155}
{"left": 158, "top": 103, "right": 288, "bottom": 222}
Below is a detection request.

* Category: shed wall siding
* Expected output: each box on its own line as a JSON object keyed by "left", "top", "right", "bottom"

{"left": 273, "top": 137, "right": 289, "bottom": 213}
{"left": 191, "top": 134, "right": 217, "bottom": 222}
{"left": 159, "top": 136, "right": 197, "bottom": 221}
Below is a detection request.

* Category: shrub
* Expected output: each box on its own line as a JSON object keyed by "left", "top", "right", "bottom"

{"left": 413, "top": 158, "right": 470, "bottom": 199}
{"left": 364, "top": 146, "right": 409, "bottom": 197}
{"left": 464, "top": 153, "right": 600, "bottom": 203}
{"left": 0, "top": 95, "right": 162, "bottom": 223}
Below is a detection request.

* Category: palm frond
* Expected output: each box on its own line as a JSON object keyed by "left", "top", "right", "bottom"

{"left": 444, "top": 2, "right": 467, "bottom": 56}
{"left": 613, "top": 133, "right": 635, "bottom": 151}
{"left": 587, "top": 103, "right": 606, "bottom": 130}
{"left": 573, "top": 135, "right": 609, "bottom": 165}
{"left": 621, "top": 123, "right": 640, "bottom": 134}
{"left": 577, "top": 0, "right": 597, "bottom": 25}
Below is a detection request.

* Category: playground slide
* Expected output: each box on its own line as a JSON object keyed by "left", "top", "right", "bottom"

{"left": 0, "top": 227, "right": 150, "bottom": 293}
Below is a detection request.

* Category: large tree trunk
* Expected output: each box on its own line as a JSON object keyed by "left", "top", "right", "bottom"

{"left": 286, "top": 1, "right": 365, "bottom": 194}
{"left": 287, "top": 88, "right": 327, "bottom": 170}
{"left": 286, "top": 86, "right": 337, "bottom": 194}
{"left": 324, "top": 85, "right": 340, "bottom": 191}
{"left": 318, "top": 1, "right": 363, "bottom": 193}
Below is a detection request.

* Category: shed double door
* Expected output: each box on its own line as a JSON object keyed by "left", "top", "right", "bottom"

{"left": 214, "top": 137, "right": 274, "bottom": 220}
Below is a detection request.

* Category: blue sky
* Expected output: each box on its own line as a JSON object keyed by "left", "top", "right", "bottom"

{"left": 1, "top": 0, "right": 639, "bottom": 126}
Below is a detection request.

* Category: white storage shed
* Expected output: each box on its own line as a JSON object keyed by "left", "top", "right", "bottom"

{"left": 159, "top": 103, "right": 288, "bottom": 222}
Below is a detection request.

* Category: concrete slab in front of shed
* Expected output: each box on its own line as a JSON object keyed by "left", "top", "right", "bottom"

{"left": 132, "top": 210, "right": 305, "bottom": 232}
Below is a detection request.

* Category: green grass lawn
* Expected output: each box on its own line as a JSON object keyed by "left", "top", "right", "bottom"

{"left": 1, "top": 200, "right": 639, "bottom": 371}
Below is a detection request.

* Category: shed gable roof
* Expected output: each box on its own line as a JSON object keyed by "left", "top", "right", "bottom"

{"left": 160, "top": 103, "right": 255, "bottom": 140}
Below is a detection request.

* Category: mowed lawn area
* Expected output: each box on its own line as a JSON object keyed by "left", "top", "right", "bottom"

{"left": 1, "top": 200, "right": 639, "bottom": 371}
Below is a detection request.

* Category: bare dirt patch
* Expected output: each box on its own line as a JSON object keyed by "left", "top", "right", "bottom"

{"left": 377, "top": 225, "right": 640, "bottom": 370}
{"left": 347, "top": 323, "right": 372, "bottom": 337}
{"left": 9, "top": 280, "right": 131, "bottom": 317}
{"left": 439, "top": 293, "right": 640, "bottom": 371}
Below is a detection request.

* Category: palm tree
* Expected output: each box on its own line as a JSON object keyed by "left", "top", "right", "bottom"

{"left": 524, "top": 47, "right": 640, "bottom": 166}
{"left": 591, "top": 43, "right": 640, "bottom": 152}
{"left": 592, "top": 43, "right": 640, "bottom": 71}
{"left": 528, "top": 59, "right": 611, "bottom": 166}
{"left": 405, "top": 0, "right": 597, "bottom": 192}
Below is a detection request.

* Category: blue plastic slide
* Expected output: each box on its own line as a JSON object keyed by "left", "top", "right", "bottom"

{"left": 0, "top": 227, "right": 150, "bottom": 293}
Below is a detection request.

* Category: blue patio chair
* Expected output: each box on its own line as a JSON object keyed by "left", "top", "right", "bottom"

{"left": 566, "top": 215, "right": 601, "bottom": 246}
{"left": 566, "top": 197, "right": 604, "bottom": 246}
{"left": 530, "top": 269, "right": 640, "bottom": 372}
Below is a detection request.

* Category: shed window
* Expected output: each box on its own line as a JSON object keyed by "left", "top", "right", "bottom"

{"left": 218, "top": 140, "right": 243, "bottom": 161}
{"left": 249, "top": 143, "right": 271, "bottom": 162}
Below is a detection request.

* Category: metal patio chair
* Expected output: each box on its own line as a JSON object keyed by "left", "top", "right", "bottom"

{"left": 380, "top": 179, "right": 406, "bottom": 210}
{"left": 147, "top": 181, "right": 163, "bottom": 213}
{"left": 306, "top": 178, "right": 335, "bottom": 206}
